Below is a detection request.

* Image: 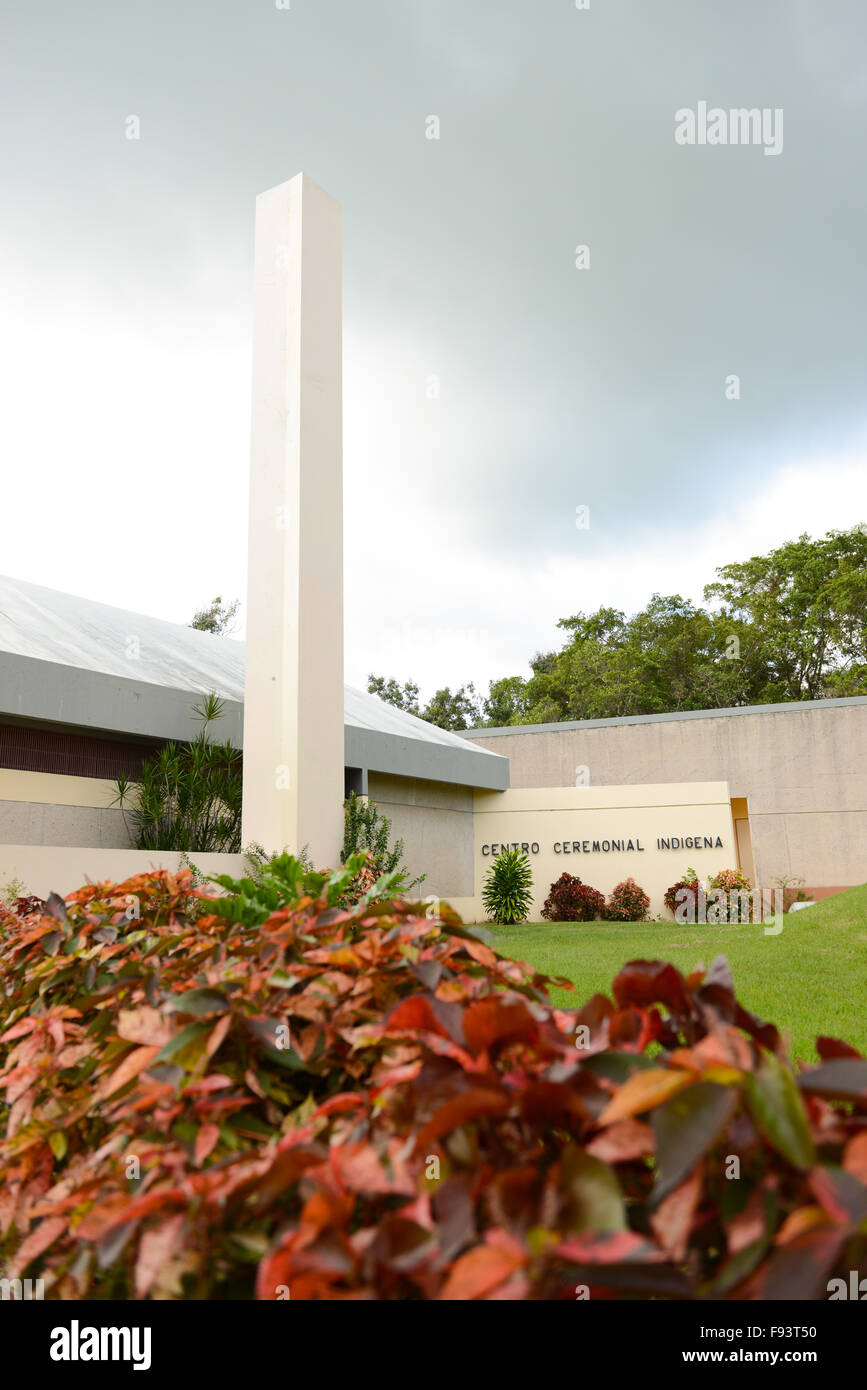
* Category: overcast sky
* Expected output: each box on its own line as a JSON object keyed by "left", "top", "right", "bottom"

{"left": 2, "top": 0, "right": 866, "bottom": 699}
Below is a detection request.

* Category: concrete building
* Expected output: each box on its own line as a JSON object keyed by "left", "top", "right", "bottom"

{"left": 2, "top": 174, "right": 862, "bottom": 920}
{"left": 465, "top": 698, "right": 867, "bottom": 903}
{"left": 1, "top": 572, "right": 865, "bottom": 916}
{"left": 0, "top": 573, "right": 505, "bottom": 900}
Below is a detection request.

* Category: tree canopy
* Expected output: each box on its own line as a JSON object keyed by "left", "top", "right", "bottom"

{"left": 368, "top": 526, "right": 867, "bottom": 730}
{"left": 190, "top": 596, "right": 240, "bottom": 636}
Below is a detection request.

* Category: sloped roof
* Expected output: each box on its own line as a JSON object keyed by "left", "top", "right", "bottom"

{"left": 0, "top": 574, "right": 246, "bottom": 701}
{"left": 0, "top": 575, "right": 507, "bottom": 784}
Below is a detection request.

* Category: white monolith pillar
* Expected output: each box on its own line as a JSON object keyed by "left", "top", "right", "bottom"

{"left": 241, "top": 173, "right": 344, "bottom": 866}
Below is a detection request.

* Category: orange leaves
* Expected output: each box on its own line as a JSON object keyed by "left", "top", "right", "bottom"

{"left": 329, "top": 1141, "right": 415, "bottom": 1197}
{"left": 97, "top": 1045, "right": 162, "bottom": 1100}
{"left": 7, "top": 1216, "right": 67, "bottom": 1278}
{"left": 314, "top": 1092, "right": 368, "bottom": 1117}
{"left": 843, "top": 1131, "right": 867, "bottom": 1184}
{"left": 439, "top": 1232, "right": 526, "bottom": 1300}
{"left": 386, "top": 996, "right": 450, "bottom": 1037}
{"left": 517, "top": 1080, "right": 588, "bottom": 1128}
{"left": 4, "top": 1066, "right": 39, "bottom": 1105}
{"left": 205, "top": 1014, "right": 232, "bottom": 1060}
{"left": 414, "top": 1088, "right": 511, "bottom": 1152}
{"left": 462, "top": 998, "right": 538, "bottom": 1055}
{"left": 459, "top": 937, "right": 498, "bottom": 969}
{"left": 586, "top": 1118, "right": 653, "bottom": 1163}
{"left": 117, "top": 1007, "right": 172, "bottom": 1049}
{"left": 0, "top": 1016, "right": 41, "bottom": 1043}
{"left": 194, "top": 1124, "right": 220, "bottom": 1166}
{"left": 650, "top": 1169, "right": 703, "bottom": 1262}
{"left": 3, "top": 865, "right": 867, "bottom": 1304}
{"left": 134, "top": 1214, "right": 187, "bottom": 1298}
{"left": 255, "top": 1234, "right": 296, "bottom": 1301}
{"left": 78, "top": 1187, "right": 186, "bottom": 1242}
{"left": 597, "top": 1067, "right": 694, "bottom": 1125}
{"left": 775, "top": 1205, "right": 829, "bottom": 1245}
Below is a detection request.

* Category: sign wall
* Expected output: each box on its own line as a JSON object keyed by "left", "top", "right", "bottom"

{"left": 467, "top": 782, "right": 737, "bottom": 920}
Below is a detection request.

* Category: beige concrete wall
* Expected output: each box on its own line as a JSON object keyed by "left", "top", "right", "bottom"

{"left": 0, "top": 770, "right": 133, "bottom": 849}
{"left": 462, "top": 782, "right": 734, "bottom": 921}
{"left": 0, "top": 846, "right": 244, "bottom": 900}
{"left": 0, "top": 802, "right": 131, "bottom": 849}
{"left": 367, "top": 773, "right": 474, "bottom": 898}
{"left": 468, "top": 702, "right": 867, "bottom": 892}
{"left": 1, "top": 767, "right": 476, "bottom": 901}
{"left": 0, "top": 770, "right": 120, "bottom": 808}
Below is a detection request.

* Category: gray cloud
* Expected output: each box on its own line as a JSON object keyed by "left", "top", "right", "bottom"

{"left": 2, "top": 0, "right": 866, "bottom": 696}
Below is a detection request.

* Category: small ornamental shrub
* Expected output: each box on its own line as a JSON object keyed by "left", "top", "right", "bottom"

{"left": 707, "top": 867, "right": 756, "bottom": 923}
{"left": 541, "top": 872, "right": 605, "bottom": 923}
{"left": 1, "top": 879, "right": 43, "bottom": 926}
{"left": 3, "top": 861, "right": 867, "bottom": 1301}
{"left": 336, "top": 848, "right": 379, "bottom": 908}
{"left": 604, "top": 877, "right": 651, "bottom": 922}
{"left": 708, "top": 868, "right": 751, "bottom": 893}
{"left": 482, "top": 847, "right": 534, "bottom": 925}
{"left": 14, "top": 895, "right": 46, "bottom": 917}
{"left": 664, "top": 868, "right": 701, "bottom": 918}
{"left": 341, "top": 791, "right": 424, "bottom": 901}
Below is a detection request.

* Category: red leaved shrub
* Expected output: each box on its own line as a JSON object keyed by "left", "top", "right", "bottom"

{"left": 1, "top": 860, "right": 866, "bottom": 1302}
{"left": 664, "top": 873, "right": 701, "bottom": 918}
{"left": 14, "top": 895, "right": 45, "bottom": 918}
{"left": 603, "top": 877, "right": 651, "bottom": 922}
{"left": 541, "top": 872, "right": 606, "bottom": 923}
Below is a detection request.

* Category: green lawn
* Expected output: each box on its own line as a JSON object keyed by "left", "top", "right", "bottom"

{"left": 489, "top": 884, "right": 867, "bottom": 1063}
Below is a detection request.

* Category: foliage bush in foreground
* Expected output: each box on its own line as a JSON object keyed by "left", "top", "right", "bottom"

{"left": 2, "top": 860, "right": 867, "bottom": 1301}
{"left": 541, "top": 872, "right": 606, "bottom": 923}
{"left": 603, "top": 877, "right": 651, "bottom": 923}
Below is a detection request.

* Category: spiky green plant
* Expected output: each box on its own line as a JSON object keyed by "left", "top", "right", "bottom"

{"left": 482, "top": 846, "right": 534, "bottom": 925}
{"left": 112, "top": 693, "right": 242, "bottom": 853}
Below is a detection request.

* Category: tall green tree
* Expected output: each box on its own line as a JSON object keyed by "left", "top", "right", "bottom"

{"left": 367, "top": 527, "right": 867, "bottom": 729}
{"left": 518, "top": 596, "right": 760, "bottom": 723}
{"left": 366, "top": 675, "right": 420, "bottom": 716}
{"left": 367, "top": 675, "right": 481, "bottom": 731}
{"left": 704, "top": 526, "right": 867, "bottom": 701}
{"left": 483, "top": 675, "right": 531, "bottom": 727}
{"left": 421, "top": 684, "right": 481, "bottom": 731}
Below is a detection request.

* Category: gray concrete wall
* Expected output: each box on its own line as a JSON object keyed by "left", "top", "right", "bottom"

{"left": 0, "top": 800, "right": 134, "bottom": 849}
{"left": 466, "top": 699, "right": 867, "bottom": 893}
{"left": 367, "top": 772, "right": 474, "bottom": 897}
{"left": 0, "top": 653, "right": 243, "bottom": 746}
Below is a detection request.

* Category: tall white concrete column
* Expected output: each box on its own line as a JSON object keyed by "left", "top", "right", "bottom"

{"left": 241, "top": 173, "right": 344, "bottom": 866}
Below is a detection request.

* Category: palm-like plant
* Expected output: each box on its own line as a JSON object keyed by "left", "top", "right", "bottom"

{"left": 113, "top": 693, "right": 242, "bottom": 852}
{"left": 482, "top": 847, "right": 534, "bottom": 925}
